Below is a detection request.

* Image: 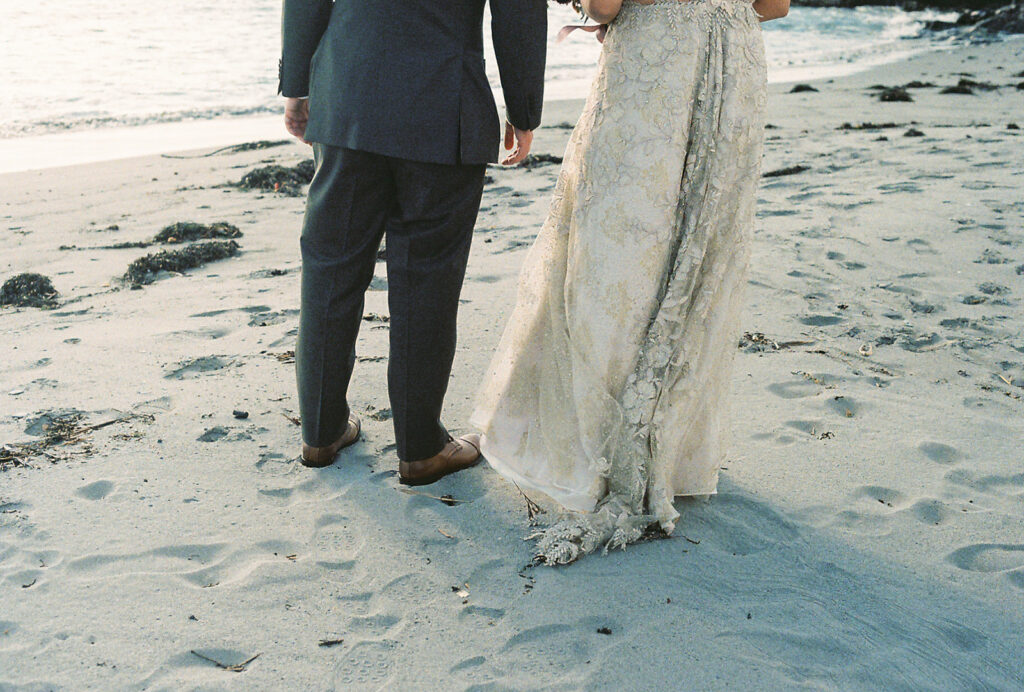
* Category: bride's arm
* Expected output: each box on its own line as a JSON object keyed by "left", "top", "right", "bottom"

{"left": 752, "top": 0, "right": 789, "bottom": 21}
{"left": 581, "top": 0, "right": 624, "bottom": 24}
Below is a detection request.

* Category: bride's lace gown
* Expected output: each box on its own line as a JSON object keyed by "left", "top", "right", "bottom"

{"left": 471, "top": 0, "right": 767, "bottom": 564}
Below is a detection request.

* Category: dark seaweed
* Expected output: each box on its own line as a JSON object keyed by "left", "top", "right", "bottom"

{"left": 0, "top": 273, "right": 59, "bottom": 308}
{"left": 123, "top": 240, "right": 240, "bottom": 286}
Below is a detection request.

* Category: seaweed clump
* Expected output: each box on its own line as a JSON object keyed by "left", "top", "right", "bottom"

{"left": 237, "top": 159, "right": 314, "bottom": 196}
{"left": 123, "top": 240, "right": 240, "bottom": 287}
{"left": 517, "top": 153, "right": 564, "bottom": 170}
{"left": 0, "top": 273, "right": 59, "bottom": 309}
{"left": 153, "top": 221, "right": 241, "bottom": 244}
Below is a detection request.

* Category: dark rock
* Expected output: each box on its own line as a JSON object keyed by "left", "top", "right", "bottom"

{"left": 789, "top": 84, "right": 818, "bottom": 93}
{"left": 154, "top": 222, "right": 241, "bottom": 244}
{"left": 903, "top": 80, "right": 936, "bottom": 88}
{"left": 940, "top": 84, "right": 975, "bottom": 95}
{"left": 232, "top": 410, "right": 249, "bottom": 419}
{"left": 1009, "top": 123, "right": 1021, "bottom": 130}
{"left": 237, "top": 159, "right": 314, "bottom": 196}
{"left": 1, "top": 273, "right": 60, "bottom": 309}
{"left": 1016, "top": 81, "right": 1024, "bottom": 90}
{"left": 958, "top": 4, "right": 1024, "bottom": 34}
{"left": 879, "top": 87, "right": 913, "bottom": 102}
{"left": 123, "top": 240, "right": 240, "bottom": 286}
{"left": 923, "top": 19, "right": 959, "bottom": 30}
{"left": 763, "top": 165, "right": 811, "bottom": 178}
{"left": 904, "top": 128, "right": 926, "bottom": 137}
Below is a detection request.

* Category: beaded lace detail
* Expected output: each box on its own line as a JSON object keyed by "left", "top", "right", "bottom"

{"left": 472, "top": 0, "right": 767, "bottom": 564}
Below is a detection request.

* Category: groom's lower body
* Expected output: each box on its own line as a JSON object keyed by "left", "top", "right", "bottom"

{"left": 296, "top": 144, "right": 485, "bottom": 476}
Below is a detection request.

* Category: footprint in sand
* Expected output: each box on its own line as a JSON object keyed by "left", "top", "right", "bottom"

{"left": 346, "top": 613, "right": 401, "bottom": 638}
{"left": 312, "top": 513, "right": 366, "bottom": 563}
{"left": 766, "top": 379, "right": 820, "bottom": 400}
{"left": 906, "top": 238, "right": 938, "bottom": 254}
{"left": 944, "top": 469, "right": 1024, "bottom": 495}
{"left": 826, "top": 395, "right": 859, "bottom": 418}
{"left": 785, "top": 419, "right": 824, "bottom": 436}
{"left": 826, "top": 486, "right": 912, "bottom": 535}
{"left": 799, "top": 314, "right": 844, "bottom": 327}
{"left": 918, "top": 441, "right": 963, "bottom": 465}
{"left": 449, "top": 655, "right": 487, "bottom": 673}
{"left": 163, "top": 356, "right": 232, "bottom": 379}
{"left": 331, "top": 639, "right": 398, "bottom": 689}
{"left": 75, "top": 480, "right": 114, "bottom": 500}
{"left": 907, "top": 498, "right": 950, "bottom": 526}
{"left": 947, "top": 543, "right": 1024, "bottom": 589}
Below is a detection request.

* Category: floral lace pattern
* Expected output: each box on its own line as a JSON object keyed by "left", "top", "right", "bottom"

{"left": 471, "top": 0, "right": 767, "bottom": 564}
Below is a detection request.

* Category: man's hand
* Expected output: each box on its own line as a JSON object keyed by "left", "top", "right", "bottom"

{"left": 284, "top": 97, "right": 310, "bottom": 143}
{"left": 501, "top": 122, "right": 533, "bottom": 166}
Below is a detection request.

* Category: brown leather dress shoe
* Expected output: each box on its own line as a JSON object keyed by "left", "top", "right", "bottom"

{"left": 300, "top": 413, "right": 361, "bottom": 468}
{"left": 399, "top": 434, "right": 482, "bottom": 486}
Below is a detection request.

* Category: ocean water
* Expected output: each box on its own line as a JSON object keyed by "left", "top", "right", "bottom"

{"left": 0, "top": 1, "right": 959, "bottom": 169}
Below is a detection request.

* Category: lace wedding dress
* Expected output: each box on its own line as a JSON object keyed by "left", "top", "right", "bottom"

{"left": 471, "top": 0, "right": 768, "bottom": 564}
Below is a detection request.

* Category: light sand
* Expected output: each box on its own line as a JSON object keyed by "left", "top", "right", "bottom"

{"left": 1, "top": 38, "right": 1023, "bottom": 689}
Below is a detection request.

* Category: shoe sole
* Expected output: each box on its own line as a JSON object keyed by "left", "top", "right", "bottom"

{"left": 300, "top": 424, "right": 361, "bottom": 468}
{"left": 398, "top": 456, "right": 481, "bottom": 486}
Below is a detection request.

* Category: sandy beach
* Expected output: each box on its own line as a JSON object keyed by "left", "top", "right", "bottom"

{"left": 2, "top": 36, "right": 1023, "bottom": 690}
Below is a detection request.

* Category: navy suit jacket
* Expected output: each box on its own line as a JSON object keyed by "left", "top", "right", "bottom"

{"left": 280, "top": 0, "right": 548, "bottom": 165}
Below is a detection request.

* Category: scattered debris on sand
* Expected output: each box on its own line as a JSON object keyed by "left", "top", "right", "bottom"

{"left": 123, "top": 240, "right": 240, "bottom": 286}
{"left": 154, "top": 221, "right": 242, "bottom": 244}
{"left": 1, "top": 411, "right": 150, "bottom": 470}
{"left": 237, "top": 160, "right": 315, "bottom": 196}
{"left": 738, "top": 331, "right": 816, "bottom": 353}
{"left": 1, "top": 273, "right": 60, "bottom": 309}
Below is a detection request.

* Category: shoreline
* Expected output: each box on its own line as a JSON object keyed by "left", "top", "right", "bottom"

{"left": 1, "top": 30, "right": 1003, "bottom": 176}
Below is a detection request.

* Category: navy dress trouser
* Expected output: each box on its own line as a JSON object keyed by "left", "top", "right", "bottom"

{"left": 296, "top": 143, "right": 486, "bottom": 461}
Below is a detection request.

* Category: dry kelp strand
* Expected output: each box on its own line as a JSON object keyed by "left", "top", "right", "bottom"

{"left": 123, "top": 240, "right": 240, "bottom": 286}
